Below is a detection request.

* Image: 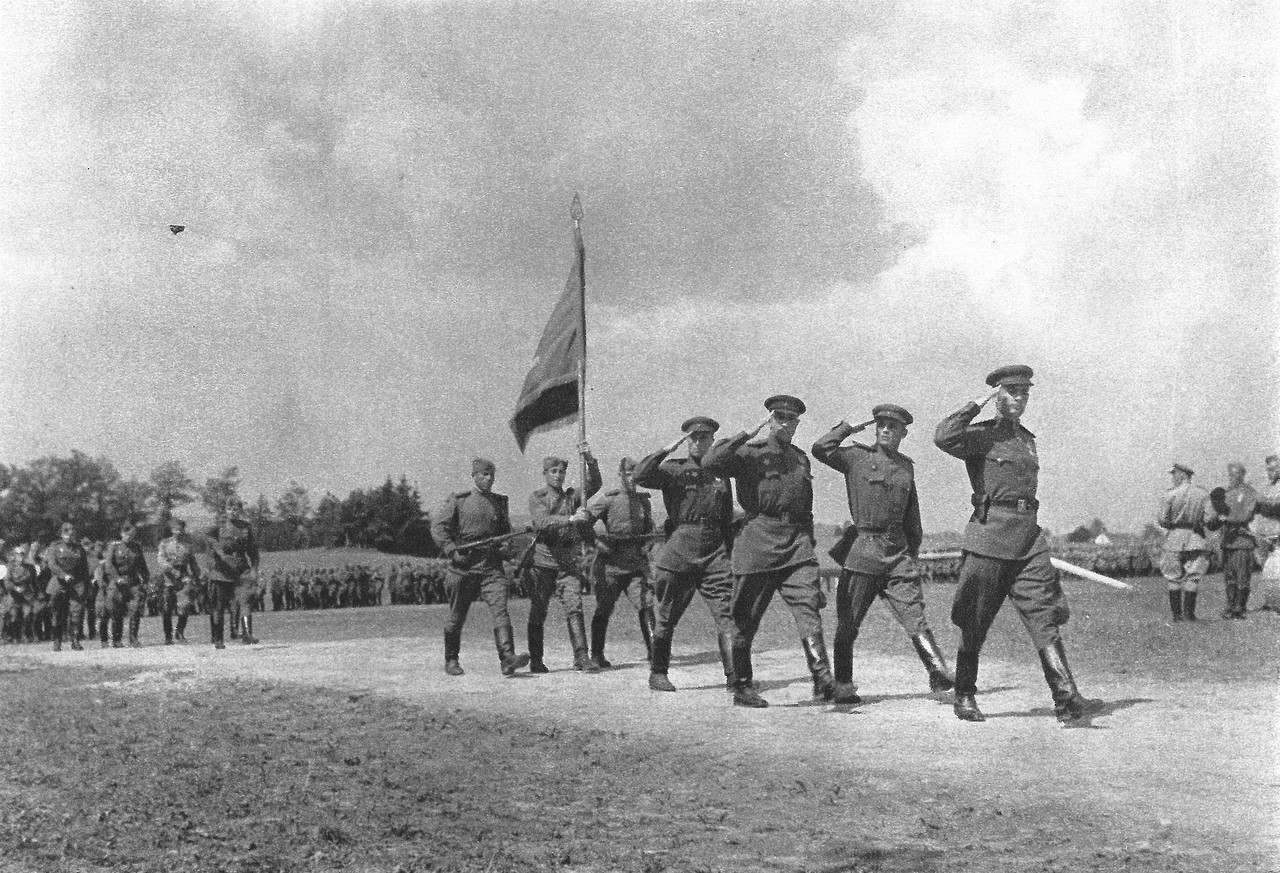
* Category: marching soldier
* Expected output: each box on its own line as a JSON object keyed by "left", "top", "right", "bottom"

{"left": 1157, "top": 463, "right": 1211, "bottom": 622}
{"left": 526, "top": 446, "right": 602, "bottom": 673}
{"left": 43, "top": 521, "right": 91, "bottom": 651}
{"left": 206, "top": 496, "right": 261, "bottom": 648}
{"left": 812, "top": 404, "right": 954, "bottom": 703}
{"left": 935, "top": 365, "right": 1095, "bottom": 723}
{"left": 633, "top": 417, "right": 736, "bottom": 693}
{"left": 704, "top": 395, "right": 833, "bottom": 709}
{"left": 431, "top": 458, "right": 531, "bottom": 677}
{"left": 103, "top": 522, "right": 151, "bottom": 648}
{"left": 157, "top": 518, "right": 202, "bottom": 643}
{"left": 579, "top": 457, "right": 657, "bottom": 669}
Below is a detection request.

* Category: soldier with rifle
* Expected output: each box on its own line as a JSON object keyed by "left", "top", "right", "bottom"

{"left": 633, "top": 416, "right": 737, "bottom": 693}
{"left": 578, "top": 457, "right": 657, "bottom": 669}
{"left": 935, "top": 365, "right": 1097, "bottom": 723}
{"left": 431, "top": 458, "right": 532, "bottom": 677}
{"left": 157, "top": 517, "right": 202, "bottom": 643}
{"left": 43, "top": 521, "right": 90, "bottom": 651}
{"left": 525, "top": 446, "right": 602, "bottom": 673}
{"left": 812, "top": 404, "right": 954, "bottom": 703}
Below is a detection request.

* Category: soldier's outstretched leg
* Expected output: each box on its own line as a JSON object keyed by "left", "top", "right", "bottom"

{"left": 638, "top": 605, "right": 655, "bottom": 663}
{"left": 1038, "top": 640, "right": 1097, "bottom": 723}
{"left": 648, "top": 633, "right": 676, "bottom": 692}
{"left": 832, "top": 571, "right": 876, "bottom": 704}
{"left": 568, "top": 613, "right": 600, "bottom": 673}
{"left": 588, "top": 610, "right": 612, "bottom": 669}
{"left": 911, "top": 629, "right": 956, "bottom": 692}
{"left": 1167, "top": 589, "right": 1183, "bottom": 621}
{"left": 493, "top": 625, "right": 530, "bottom": 676}
{"left": 953, "top": 649, "right": 984, "bottom": 721}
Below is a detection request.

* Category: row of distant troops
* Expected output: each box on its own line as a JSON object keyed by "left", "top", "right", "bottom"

{"left": 433, "top": 365, "right": 1230, "bottom": 723}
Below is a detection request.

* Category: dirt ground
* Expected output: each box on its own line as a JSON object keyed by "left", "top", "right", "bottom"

{"left": 0, "top": 577, "right": 1276, "bottom": 872}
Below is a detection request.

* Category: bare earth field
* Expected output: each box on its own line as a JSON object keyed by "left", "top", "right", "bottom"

{"left": 0, "top": 576, "right": 1276, "bottom": 872}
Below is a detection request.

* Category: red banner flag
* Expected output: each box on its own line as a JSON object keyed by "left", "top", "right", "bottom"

{"left": 509, "top": 219, "right": 585, "bottom": 452}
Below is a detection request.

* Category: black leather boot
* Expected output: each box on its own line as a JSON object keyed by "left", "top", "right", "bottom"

{"left": 1221, "top": 583, "right": 1237, "bottom": 619}
{"left": 128, "top": 615, "right": 142, "bottom": 648}
{"left": 527, "top": 623, "right": 548, "bottom": 673}
{"left": 648, "top": 634, "right": 676, "bottom": 691}
{"left": 1039, "top": 640, "right": 1096, "bottom": 723}
{"left": 1168, "top": 590, "right": 1183, "bottom": 621}
{"left": 1237, "top": 586, "right": 1250, "bottom": 619}
{"left": 163, "top": 612, "right": 174, "bottom": 643}
{"left": 732, "top": 678, "right": 768, "bottom": 708}
{"left": 589, "top": 612, "right": 611, "bottom": 668}
{"left": 99, "top": 616, "right": 109, "bottom": 648}
{"left": 638, "top": 606, "right": 655, "bottom": 662}
{"left": 801, "top": 635, "right": 835, "bottom": 702}
{"left": 953, "top": 649, "right": 984, "bottom": 722}
{"left": 241, "top": 614, "right": 258, "bottom": 645}
{"left": 1183, "top": 591, "right": 1198, "bottom": 622}
{"left": 212, "top": 615, "right": 225, "bottom": 649}
{"left": 443, "top": 629, "right": 464, "bottom": 675}
{"left": 568, "top": 614, "right": 600, "bottom": 673}
{"left": 176, "top": 614, "right": 188, "bottom": 640}
{"left": 717, "top": 632, "right": 736, "bottom": 691}
{"left": 912, "top": 629, "right": 956, "bottom": 692}
{"left": 111, "top": 616, "right": 124, "bottom": 648}
{"left": 494, "top": 625, "right": 530, "bottom": 676}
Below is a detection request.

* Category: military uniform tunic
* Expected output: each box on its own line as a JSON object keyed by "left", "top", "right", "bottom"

{"left": 206, "top": 517, "right": 260, "bottom": 622}
{"left": 433, "top": 488, "right": 516, "bottom": 632}
{"left": 158, "top": 535, "right": 202, "bottom": 615}
{"left": 43, "top": 540, "right": 90, "bottom": 644}
{"left": 103, "top": 539, "right": 151, "bottom": 627}
{"left": 934, "top": 403, "right": 1067, "bottom": 654}
{"left": 1157, "top": 482, "right": 1211, "bottom": 587}
{"left": 526, "top": 463, "right": 602, "bottom": 631}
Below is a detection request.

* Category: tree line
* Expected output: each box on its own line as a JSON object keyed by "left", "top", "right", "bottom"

{"left": 0, "top": 452, "right": 439, "bottom": 556}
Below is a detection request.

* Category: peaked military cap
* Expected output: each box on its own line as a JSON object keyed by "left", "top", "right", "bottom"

{"left": 1170, "top": 462, "right": 1194, "bottom": 476}
{"left": 871, "top": 403, "right": 913, "bottom": 426}
{"left": 764, "top": 394, "right": 806, "bottom": 416}
{"left": 681, "top": 416, "right": 720, "bottom": 434}
{"left": 985, "top": 365, "right": 1034, "bottom": 388}
{"left": 543, "top": 455, "right": 568, "bottom": 472}
{"left": 471, "top": 457, "right": 495, "bottom": 474}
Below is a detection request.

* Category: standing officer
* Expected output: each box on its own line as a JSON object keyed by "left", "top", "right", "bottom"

{"left": 157, "top": 518, "right": 202, "bottom": 643}
{"left": 1157, "top": 463, "right": 1211, "bottom": 622}
{"left": 704, "top": 395, "right": 833, "bottom": 709}
{"left": 3, "top": 544, "right": 35, "bottom": 644}
{"left": 935, "top": 365, "right": 1094, "bottom": 723}
{"left": 43, "top": 521, "right": 91, "bottom": 651}
{"left": 812, "top": 404, "right": 954, "bottom": 703}
{"left": 431, "top": 458, "right": 531, "bottom": 677}
{"left": 580, "top": 457, "right": 656, "bottom": 669}
{"left": 633, "top": 417, "right": 737, "bottom": 693}
{"left": 206, "top": 496, "right": 260, "bottom": 649}
{"left": 103, "top": 521, "right": 151, "bottom": 648}
{"left": 1207, "top": 462, "right": 1280, "bottom": 619}
{"left": 526, "top": 446, "right": 602, "bottom": 673}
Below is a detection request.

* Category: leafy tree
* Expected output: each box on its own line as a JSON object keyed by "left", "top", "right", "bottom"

{"left": 276, "top": 481, "right": 312, "bottom": 527}
{"left": 200, "top": 466, "right": 241, "bottom": 514}
{"left": 148, "top": 460, "right": 195, "bottom": 530}
{"left": 311, "top": 492, "right": 345, "bottom": 547}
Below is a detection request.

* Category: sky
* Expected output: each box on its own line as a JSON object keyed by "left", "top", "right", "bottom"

{"left": 0, "top": 0, "right": 1275, "bottom": 533}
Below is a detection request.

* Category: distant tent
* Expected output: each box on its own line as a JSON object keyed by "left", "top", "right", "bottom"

{"left": 1093, "top": 531, "right": 1112, "bottom": 545}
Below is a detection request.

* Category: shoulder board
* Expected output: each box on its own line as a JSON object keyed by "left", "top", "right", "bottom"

{"left": 493, "top": 492, "right": 508, "bottom": 504}
{"left": 602, "top": 487, "right": 622, "bottom": 497}
{"left": 1019, "top": 424, "right": 1036, "bottom": 439}
{"left": 850, "top": 442, "right": 875, "bottom": 452}
{"left": 453, "top": 490, "right": 471, "bottom": 499}
{"left": 898, "top": 451, "right": 914, "bottom": 465}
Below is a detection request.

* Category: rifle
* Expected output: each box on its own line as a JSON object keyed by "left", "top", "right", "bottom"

{"left": 452, "top": 527, "right": 532, "bottom": 554}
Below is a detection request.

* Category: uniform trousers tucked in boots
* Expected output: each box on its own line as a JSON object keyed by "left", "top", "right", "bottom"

{"left": 1160, "top": 550, "right": 1207, "bottom": 622}
{"left": 729, "top": 561, "right": 832, "bottom": 706}
{"left": 835, "top": 564, "right": 954, "bottom": 695}
{"left": 589, "top": 564, "right": 654, "bottom": 668}
{"left": 1222, "top": 549, "right": 1254, "bottom": 619}
{"left": 648, "top": 556, "right": 736, "bottom": 689}
{"left": 50, "top": 584, "right": 87, "bottom": 651}
{"left": 209, "top": 575, "right": 255, "bottom": 649}
{"left": 107, "top": 581, "right": 146, "bottom": 647}
{"left": 442, "top": 566, "right": 527, "bottom": 676}
{"left": 526, "top": 564, "right": 598, "bottom": 672}
{"left": 950, "top": 549, "right": 1089, "bottom": 722}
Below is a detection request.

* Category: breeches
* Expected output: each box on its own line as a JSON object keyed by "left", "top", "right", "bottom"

{"left": 835, "top": 567, "right": 928, "bottom": 646}
{"left": 1223, "top": 549, "right": 1253, "bottom": 588}
{"left": 731, "top": 562, "right": 824, "bottom": 644}
{"left": 592, "top": 566, "right": 652, "bottom": 621}
{"left": 651, "top": 559, "right": 735, "bottom": 640}
{"left": 527, "top": 565, "right": 585, "bottom": 625}
{"left": 1160, "top": 551, "right": 1208, "bottom": 591}
{"left": 444, "top": 568, "right": 512, "bottom": 634}
{"left": 105, "top": 583, "right": 145, "bottom": 621}
{"left": 210, "top": 576, "right": 255, "bottom": 616}
{"left": 950, "top": 550, "right": 1068, "bottom": 652}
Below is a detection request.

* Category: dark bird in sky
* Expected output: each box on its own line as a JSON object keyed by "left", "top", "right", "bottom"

{"left": 169, "top": 225, "right": 185, "bottom": 235}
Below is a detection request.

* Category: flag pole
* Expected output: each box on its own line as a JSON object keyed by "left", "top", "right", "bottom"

{"left": 571, "top": 194, "right": 587, "bottom": 494}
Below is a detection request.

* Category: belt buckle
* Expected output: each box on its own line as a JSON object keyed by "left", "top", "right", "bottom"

{"left": 1015, "top": 499, "right": 1029, "bottom": 512}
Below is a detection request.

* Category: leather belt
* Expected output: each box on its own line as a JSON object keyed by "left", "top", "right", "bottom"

{"left": 972, "top": 495, "right": 1039, "bottom": 512}
{"left": 754, "top": 511, "right": 806, "bottom": 524}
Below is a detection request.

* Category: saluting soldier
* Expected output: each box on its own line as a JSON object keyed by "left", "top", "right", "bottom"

{"left": 704, "top": 395, "right": 833, "bottom": 709}
{"left": 812, "top": 404, "right": 954, "bottom": 703}
{"left": 431, "top": 458, "right": 531, "bottom": 677}
{"left": 526, "top": 446, "right": 602, "bottom": 673}
{"left": 206, "top": 496, "right": 261, "bottom": 649}
{"left": 935, "top": 365, "right": 1094, "bottom": 723}
{"left": 633, "top": 416, "right": 737, "bottom": 693}
{"left": 157, "top": 518, "right": 202, "bottom": 643}
{"left": 103, "top": 521, "right": 151, "bottom": 648}
{"left": 579, "top": 457, "right": 657, "bottom": 669}
{"left": 1157, "top": 463, "right": 1211, "bottom": 622}
{"left": 43, "top": 521, "right": 91, "bottom": 651}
